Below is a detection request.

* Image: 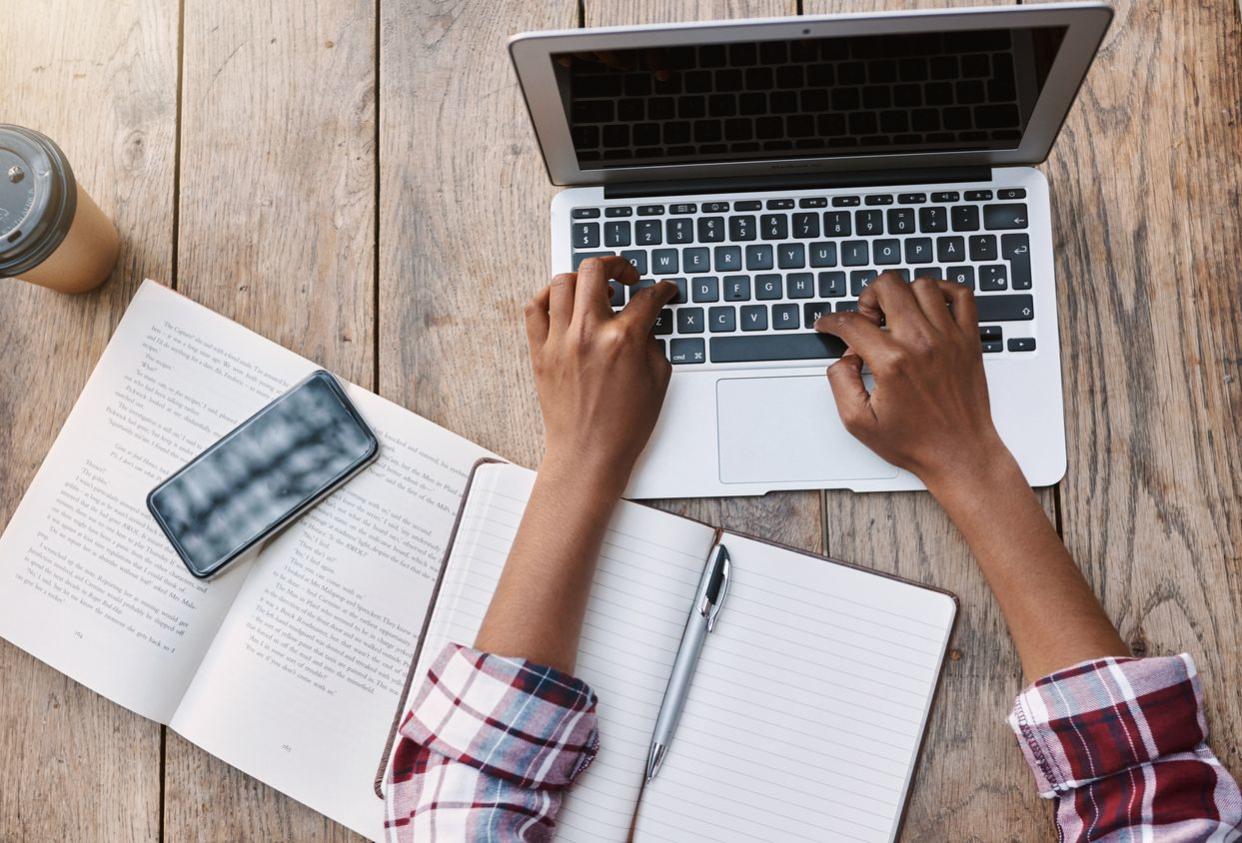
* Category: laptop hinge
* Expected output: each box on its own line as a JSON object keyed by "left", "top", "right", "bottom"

{"left": 603, "top": 167, "right": 992, "bottom": 199}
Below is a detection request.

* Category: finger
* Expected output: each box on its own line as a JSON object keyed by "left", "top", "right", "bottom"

{"left": 910, "top": 275, "right": 956, "bottom": 334}
{"left": 618, "top": 280, "right": 678, "bottom": 334}
{"left": 858, "top": 271, "right": 924, "bottom": 334}
{"left": 826, "top": 353, "right": 875, "bottom": 435}
{"left": 940, "top": 279, "right": 979, "bottom": 337}
{"left": 524, "top": 285, "right": 551, "bottom": 354}
{"left": 573, "top": 256, "right": 637, "bottom": 323}
{"left": 815, "top": 309, "right": 890, "bottom": 360}
{"left": 548, "top": 273, "right": 577, "bottom": 331}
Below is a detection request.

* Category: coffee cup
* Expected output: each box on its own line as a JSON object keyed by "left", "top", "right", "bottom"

{"left": 0, "top": 124, "right": 120, "bottom": 294}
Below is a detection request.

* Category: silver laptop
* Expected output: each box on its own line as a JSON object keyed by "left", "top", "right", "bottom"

{"left": 510, "top": 3, "right": 1112, "bottom": 500}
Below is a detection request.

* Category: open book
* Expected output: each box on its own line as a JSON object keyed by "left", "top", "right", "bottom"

{"left": 0, "top": 280, "right": 493, "bottom": 840}
{"left": 379, "top": 461, "right": 958, "bottom": 842}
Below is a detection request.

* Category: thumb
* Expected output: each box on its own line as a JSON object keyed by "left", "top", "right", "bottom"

{"left": 826, "top": 352, "right": 874, "bottom": 435}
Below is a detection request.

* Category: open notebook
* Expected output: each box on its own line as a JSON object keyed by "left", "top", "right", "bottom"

{"left": 377, "top": 461, "right": 958, "bottom": 842}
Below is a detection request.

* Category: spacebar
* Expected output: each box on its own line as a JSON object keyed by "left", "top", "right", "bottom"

{"left": 711, "top": 333, "right": 847, "bottom": 363}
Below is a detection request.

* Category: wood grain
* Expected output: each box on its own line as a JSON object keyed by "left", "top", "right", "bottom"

{"left": 800, "top": 1, "right": 1055, "bottom": 839}
{"left": 377, "top": 0, "right": 577, "bottom": 466}
{"left": 1044, "top": 0, "right": 1242, "bottom": 780}
{"left": 163, "top": 0, "right": 377, "bottom": 839}
{"left": 0, "top": 0, "right": 177, "bottom": 839}
{"left": 581, "top": 0, "right": 825, "bottom": 555}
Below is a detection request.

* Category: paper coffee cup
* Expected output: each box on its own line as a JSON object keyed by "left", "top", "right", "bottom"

{"left": 0, "top": 124, "right": 119, "bottom": 294}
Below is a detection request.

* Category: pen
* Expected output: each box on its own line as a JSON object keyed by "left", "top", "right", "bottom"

{"left": 645, "top": 541, "right": 731, "bottom": 782}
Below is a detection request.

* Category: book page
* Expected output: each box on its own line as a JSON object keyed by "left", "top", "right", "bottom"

{"left": 406, "top": 463, "right": 716, "bottom": 842}
{"left": 0, "top": 280, "right": 315, "bottom": 722}
{"left": 636, "top": 533, "right": 956, "bottom": 843}
{"left": 169, "top": 393, "right": 490, "bottom": 841}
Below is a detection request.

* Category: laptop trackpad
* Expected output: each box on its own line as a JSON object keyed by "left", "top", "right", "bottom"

{"left": 717, "top": 375, "right": 899, "bottom": 484}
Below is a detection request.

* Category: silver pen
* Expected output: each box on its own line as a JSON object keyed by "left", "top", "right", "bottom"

{"left": 645, "top": 542, "right": 731, "bottom": 782}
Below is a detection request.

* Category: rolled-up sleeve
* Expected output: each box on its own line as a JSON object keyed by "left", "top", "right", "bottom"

{"left": 384, "top": 642, "right": 599, "bottom": 843}
{"left": 1009, "top": 654, "right": 1241, "bottom": 841}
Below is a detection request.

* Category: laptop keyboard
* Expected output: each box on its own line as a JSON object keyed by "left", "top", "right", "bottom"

{"left": 570, "top": 189, "right": 1037, "bottom": 365}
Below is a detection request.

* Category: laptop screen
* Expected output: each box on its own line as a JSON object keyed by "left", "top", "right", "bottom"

{"left": 552, "top": 26, "right": 1067, "bottom": 169}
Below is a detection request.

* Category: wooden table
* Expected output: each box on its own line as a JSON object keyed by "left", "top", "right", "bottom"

{"left": 2, "top": 0, "right": 1239, "bottom": 839}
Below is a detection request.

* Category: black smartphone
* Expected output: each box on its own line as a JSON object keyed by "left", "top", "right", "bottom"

{"left": 147, "top": 370, "right": 379, "bottom": 579}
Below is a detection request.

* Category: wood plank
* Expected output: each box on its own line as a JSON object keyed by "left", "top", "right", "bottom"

{"left": 580, "top": 0, "right": 824, "bottom": 554}
{"left": 1043, "top": 0, "right": 1242, "bottom": 779}
{"left": 164, "top": 0, "right": 377, "bottom": 839}
{"left": 0, "top": 0, "right": 177, "bottom": 838}
{"left": 801, "top": 1, "right": 1055, "bottom": 838}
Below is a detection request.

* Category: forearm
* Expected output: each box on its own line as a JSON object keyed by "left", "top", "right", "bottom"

{"left": 925, "top": 441, "right": 1128, "bottom": 682}
{"left": 473, "top": 454, "right": 624, "bottom": 674}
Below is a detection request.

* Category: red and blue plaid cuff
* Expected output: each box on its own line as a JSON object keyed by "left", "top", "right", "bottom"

{"left": 398, "top": 643, "right": 600, "bottom": 790}
{"left": 1009, "top": 654, "right": 1208, "bottom": 797}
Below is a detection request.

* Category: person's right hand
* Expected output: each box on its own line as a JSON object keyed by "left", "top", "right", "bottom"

{"left": 525, "top": 256, "right": 677, "bottom": 495}
{"left": 814, "top": 271, "right": 1010, "bottom": 488}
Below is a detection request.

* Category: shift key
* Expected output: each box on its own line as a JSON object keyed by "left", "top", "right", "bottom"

{"left": 976, "top": 293, "right": 1034, "bottom": 322}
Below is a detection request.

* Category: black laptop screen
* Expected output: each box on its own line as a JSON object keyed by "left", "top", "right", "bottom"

{"left": 552, "top": 26, "right": 1067, "bottom": 168}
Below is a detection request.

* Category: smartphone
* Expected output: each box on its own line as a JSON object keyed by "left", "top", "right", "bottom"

{"left": 147, "top": 370, "right": 379, "bottom": 579}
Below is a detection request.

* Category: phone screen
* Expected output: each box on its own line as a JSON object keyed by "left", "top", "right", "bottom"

{"left": 148, "top": 370, "right": 379, "bottom": 578}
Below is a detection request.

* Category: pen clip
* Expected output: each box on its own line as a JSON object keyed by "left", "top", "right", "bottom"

{"left": 697, "top": 544, "right": 731, "bottom": 632}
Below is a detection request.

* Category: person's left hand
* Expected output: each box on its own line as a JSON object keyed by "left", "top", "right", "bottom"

{"left": 525, "top": 256, "right": 677, "bottom": 493}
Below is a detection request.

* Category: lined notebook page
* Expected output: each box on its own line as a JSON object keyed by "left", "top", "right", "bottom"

{"left": 410, "top": 463, "right": 716, "bottom": 842}
{"left": 635, "top": 533, "right": 956, "bottom": 843}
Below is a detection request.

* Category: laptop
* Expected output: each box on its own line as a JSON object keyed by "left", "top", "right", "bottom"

{"left": 509, "top": 3, "right": 1112, "bottom": 500}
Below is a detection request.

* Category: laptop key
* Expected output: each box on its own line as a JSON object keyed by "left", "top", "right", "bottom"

{"left": 714, "top": 245, "right": 742, "bottom": 272}
{"left": 842, "top": 240, "right": 870, "bottom": 266}
{"left": 572, "top": 208, "right": 601, "bottom": 219}
{"left": 946, "top": 265, "right": 975, "bottom": 289}
{"left": 905, "top": 237, "right": 933, "bottom": 264}
{"left": 608, "top": 281, "right": 625, "bottom": 307}
{"left": 818, "top": 271, "right": 847, "bottom": 297}
{"left": 698, "top": 217, "right": 726, "bottom": 243}
{"left": 745, "top": 244, "right": 774, "bottom": 270}
{"left": 709, "top": 306, "right": 736, "bottom": 332}
{"left": 573, "top": 251, "right": 613, "bottom": 269}
{"left": 898, "top": 192, "right": 927, "bottom": 204}
{"left": 773, "top": 303, "right": 800, "bottom": 330}
{"left": 653, "top": 309, "right": 673, "bottom": 335}
{"left": 734, "top": 200, "right": 761, "bottom": 211}
{"left": 692, "top": 276, "right": 719, "bottom": 302}
{"left": 787, "top": 273, "right": 814, "bottom": 298}
{"left": 832, "top": 195, "right": 861, "bottom": 207}
{"left": 604, "top": 221, "right": 631, "bottom": 247}
{"left": 793, "top": 212, "right": 820, "bottom": 238}
{"left": 912, "top": 266, "right": 943, "bottom": 280}
{"left": 803, "top": 302, "right": 831, "bottom": 328}
{"left": 951, "top": 205, "right": 980, "bottom": 231}
{"left": 936, "top": 236, "right": 965, "bottom": 263}
{"left": 723, "top": 275, "right": 750, "bottom": 301}
{"left": 998, "top": 188, "right": 1026, "bottom": 200}
{"left": 702, "top": 202, "right": 729, "bottom": 213}
{"left": 824, "top": 211, "right": 852, "bottom": 237}
{"left": 969, "top": 234, "right": 998, "bottom": 261}
{"left": 652, "top": 249, "right": 679, "bottom": 274}
{"left": 638, "top": 205, "right": 665, "bottom": 216}
{"left": 729, "top": 215, "right": 757, "bottom": 241}
{"left": 684, "top": 248, "right": 710, "bottom": 273}
{"left": 836, "top": 301, "right": 859, "bottom": 313}
{"left": 670, "top": 203, "right": 697, "bottom": 214}
{"left": 766, "top": 199, "right": 795, "bottom": 210}
{"left": 740, "top": 305, "right": 768, "bottom": 331}
{"left": 605, "top": 206, "right": 633, "bottom": 217}
{"left": 667, "top": 218, "right": 694, "bottom": 244}
{"left": 1008, "top": 337, "right": 1036, "bottom": 352}
{"left": 984, "top": 203, "right": 1029, "bottom": 229}
{"left": 874, "top": 239, "right": 901, "bottom": 265}
{"left": 979, "top": 264, "right": 1008, "bottom": 291}
{"left": 636, "top": 220, "right": 662, "bottom": 245}
{"left": 919, "top": 206, "right": 948, "bottom": 233}
{"left": 850, "top": 270, "right": 878, "bottom": 296}
{"left": 710, "top": 332, "right": 847, "bottom": 362}
{"left": 573, "top": 223, "right": 600, "bottom": 249}
{"left": 677, "top": 307, "right": 705, "bottom": 334}
{"left": 778, "top": 243, "right": 806, "bottom": 269}
{"left": 980, "top": 325, "right": 1002, "bottom": 341}
{"left": 1002, "top": 233, "right": 1032, "bottom": 290}
{"left": 982, "top": 340, "right": 1003, "bottom": 353}
{"left": 761, "top": 214, "right": 788, "bottom": 240}
{"left": 621, "top": 250, "right": 647, "bottom": 275}
{"left": 888, "top": 208, "right": 916, "bottom": 234}
{"left": 756, "top": 274, "right": 782, "bottom": 300}
{"left": 669, "top": 278, "right": 688, "bottom": 304}
{"left": 670, "top": 338, "right": 706, "bottom": 364}
{"left": 856, "top": 209, "right": 884, "bottom": 235}
{"left": 976, "top": 294, "right": 1034, "bottom": 321}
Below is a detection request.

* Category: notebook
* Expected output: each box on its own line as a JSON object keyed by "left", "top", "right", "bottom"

{"left": 377, "top": 460, "right": 958, "bottom": 842}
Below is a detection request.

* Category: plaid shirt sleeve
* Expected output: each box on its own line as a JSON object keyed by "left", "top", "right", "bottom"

{"left": 384, "top": 642, "right": 600, "bottom": 843}
{"left": 1009, "top": 653, "right": 1242, "bottom": 841}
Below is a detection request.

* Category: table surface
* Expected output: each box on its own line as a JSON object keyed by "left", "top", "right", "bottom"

{"left": 2, "top": 0, "right": 1239, "bottom": 839}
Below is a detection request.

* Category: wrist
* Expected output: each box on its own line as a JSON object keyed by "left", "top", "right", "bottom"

{"left": 538, "top": 448, "right": 632, "bottom": 506}
{"left": 920, "top": 435, "right": 1023, "bottom": 510}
